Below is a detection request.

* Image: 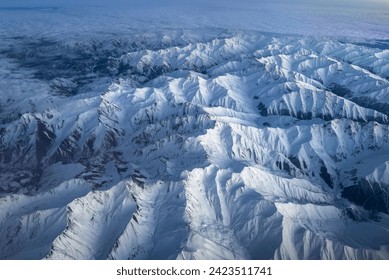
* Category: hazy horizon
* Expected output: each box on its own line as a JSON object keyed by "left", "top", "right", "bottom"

{"left": 1, "top": 0, "right": 388, "bottom": 39}
{"left": 1, "top": 0, "right": 389, "bottom": 8}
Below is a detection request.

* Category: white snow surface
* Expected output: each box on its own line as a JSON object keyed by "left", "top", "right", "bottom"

{"left": 1, "top": 3, "right": 389, "bottom": 260}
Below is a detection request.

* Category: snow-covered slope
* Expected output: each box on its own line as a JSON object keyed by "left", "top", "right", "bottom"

{"left": 1, "top": 29, "right": 389, "bottom": 259}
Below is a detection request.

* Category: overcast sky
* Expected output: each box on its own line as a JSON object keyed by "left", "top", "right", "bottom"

{"left": 1, "top": 0, "right": 388, "bottom": 7}
{"left": 0, "top": 0, "right": 388, "bottom": 13}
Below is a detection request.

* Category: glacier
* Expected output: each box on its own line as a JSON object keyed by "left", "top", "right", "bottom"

{"left": 1, "top": 2, "right": 389, "bottom": 260}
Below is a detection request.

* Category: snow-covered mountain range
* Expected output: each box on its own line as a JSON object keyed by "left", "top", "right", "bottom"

{"left": 1, "top": 2, "right": 389, "bottom": 259}
{"left": 1, "top": 29, "right": 389, "bottom": 259}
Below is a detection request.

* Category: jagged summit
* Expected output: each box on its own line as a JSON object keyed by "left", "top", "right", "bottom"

{"left": 1, "top": 29, "right": 389, "bottom": 260}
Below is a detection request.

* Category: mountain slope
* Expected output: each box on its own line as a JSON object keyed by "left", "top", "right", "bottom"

{"left": 1, "top": 30, "right": 389, "bottom": 259}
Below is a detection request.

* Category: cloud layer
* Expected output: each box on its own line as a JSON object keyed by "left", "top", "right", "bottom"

{"left": 1, "top": 0, "right": 388, "bottom": 39}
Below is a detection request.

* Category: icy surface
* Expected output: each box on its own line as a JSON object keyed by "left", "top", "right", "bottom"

{"left": 1, "top": 2, "right": 389, "bottom": 260}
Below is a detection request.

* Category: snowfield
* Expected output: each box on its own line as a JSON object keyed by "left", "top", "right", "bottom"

{"left": 1, "top": 2, "right": 389, "bottom": 259}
